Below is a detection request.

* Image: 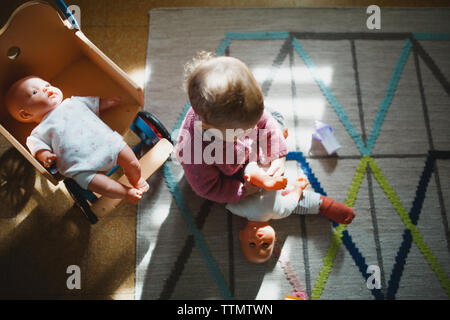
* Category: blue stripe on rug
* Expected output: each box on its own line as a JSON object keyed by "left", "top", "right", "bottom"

{"left": 163, "top": 164, "right": 233, "bottom": 299}
{"left": 387, "top": 151, "right": 450, "bottom": 299}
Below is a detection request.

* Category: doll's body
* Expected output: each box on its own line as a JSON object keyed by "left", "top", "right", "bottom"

{"left": 5, "top": 76, "right": 149, "bottom": 204}
{"left": 227, "top": 161, "right": 355, "bottom": 263}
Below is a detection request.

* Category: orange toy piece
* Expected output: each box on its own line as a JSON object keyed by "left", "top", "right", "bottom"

{"left": 244, "top": 172, "right": 287, "bottom": 191}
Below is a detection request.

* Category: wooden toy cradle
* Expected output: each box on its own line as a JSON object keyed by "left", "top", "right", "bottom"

{"left": 0, "top": 2, "right": 173, "bottom": 222}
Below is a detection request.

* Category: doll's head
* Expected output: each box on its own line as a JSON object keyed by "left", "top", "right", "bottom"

{"left": 5, "top": 76, "right": 63, "bottom": 123}
{"left": 184, "top": 52, "right": 264, "bottom": 133}
{"left": 239, "top": 220, "right": 276, "bottom": 263}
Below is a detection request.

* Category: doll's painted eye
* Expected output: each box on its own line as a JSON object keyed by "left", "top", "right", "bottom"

{"left": 32, "top": 90, "right": 37, "bottom": 95}
{"left": 249, "top": 242, "right": 256, "bottom": 248}
{"left": 262, "top": 242, "right": 269, "bottom": 249}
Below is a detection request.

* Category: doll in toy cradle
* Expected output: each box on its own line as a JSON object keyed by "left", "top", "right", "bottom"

{"left": 5, "top": 75, "right": 149, "bottom": 204}
{"left": 226, "top": 161, "right": 355, "bottom": 263}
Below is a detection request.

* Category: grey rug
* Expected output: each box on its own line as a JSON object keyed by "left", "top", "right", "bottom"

{"left": 136, "top": 7, "right": 450, "bottom": 300}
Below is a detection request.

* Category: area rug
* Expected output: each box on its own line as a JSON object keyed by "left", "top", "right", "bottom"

{"left": 136, "top": 7, "right": 450, "bottom": 300}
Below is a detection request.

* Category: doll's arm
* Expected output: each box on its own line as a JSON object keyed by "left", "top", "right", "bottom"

{"left": 74, "top": 96, "right": 121, "bottom": 115}
{"left": 99, "top": 97, "right": 122, "bottom": 112}
{"left": 244, "top": 161, "right": 287, "bottom": 191}
{"left": 26, "top": 135, "right": 54, "bottom": 168}
{"left": 244, "top": 170, "right": 287, "bottom": 191}
{"left": 35, "top": 149, "right": 56, "bottom": 168}
{"left": 281, "top": 177, "right": 310, "bottom": 198}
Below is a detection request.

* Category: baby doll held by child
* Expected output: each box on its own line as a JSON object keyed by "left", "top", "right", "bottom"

{"left": 227, "top": 162, "right": 355, "bottom": 263}
{"left": 5, "top": 75, "right": 149, "bottom": 204}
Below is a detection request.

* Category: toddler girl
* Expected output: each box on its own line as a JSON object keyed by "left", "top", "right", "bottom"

{"left": 175, "top": 52, "right": 288, "bottom": 203}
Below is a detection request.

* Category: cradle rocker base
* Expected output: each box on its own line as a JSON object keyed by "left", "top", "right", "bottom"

{"left": 91, "top": 138, "right": 173, "bottom": 217}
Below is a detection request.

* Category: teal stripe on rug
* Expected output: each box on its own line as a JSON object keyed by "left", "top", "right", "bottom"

{"left": 292, "top": 37, "right": 413, "bottom": 157}
{"left": 364, "top": 39, "right": 412, "bottom": 155}
{"left": 163, "top": 164, "right": 234, "bottom": 299}
{"left": 413, "top": 33, "right": 450, "bottom": 40}
{"left": 291, "top": 37, "right": 369, "bottom": 155}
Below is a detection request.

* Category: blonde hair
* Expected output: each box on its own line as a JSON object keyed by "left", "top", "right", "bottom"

{"left": 184, "top": 52, "right": 264, "bottom": 129}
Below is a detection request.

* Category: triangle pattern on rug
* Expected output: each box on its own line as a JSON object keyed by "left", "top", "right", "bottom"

{"left": 292, "top": 37, "right": 412, "bottom": 156}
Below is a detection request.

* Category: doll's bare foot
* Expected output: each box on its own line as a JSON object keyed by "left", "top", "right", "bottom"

{"left": 135, "top": 177, "right": 149, "bottom": 193}
{"left": 125, "top": 188, "right": 143, "bottom": 204}
{"left": 99, "top": 96, "right": 122, "bottom": 111}
{"left": 281, "top": 177, "right": 309, "bottom": 198}
{"left": 245, "top": 172, "right": 287, "bottom": 191}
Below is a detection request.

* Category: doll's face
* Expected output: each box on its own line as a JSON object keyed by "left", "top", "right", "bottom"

{"left": 6, "top": 76, "right": 63, "bottom": 123}
{"left": 239, "top": 221, "right": 276, "bottom": 263}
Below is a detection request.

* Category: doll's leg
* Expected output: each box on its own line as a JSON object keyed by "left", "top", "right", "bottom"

{"left": 293, "top": 189, "right": 355, "bottom": 224}
{"left": 319, "top": 195, "right": 355, "bottom": 224}
{"left": 88, "top": 173, "right": 143, "bottom": 204}
{"left": 117, "top": 145, "right": 149, "bottom": 193}
{"left": 286, "top": 178, "right": 355, "bottom": 224}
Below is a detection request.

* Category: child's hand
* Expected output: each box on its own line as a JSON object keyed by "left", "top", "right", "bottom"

{"left": 266, "top": 156, "right": 286, "bottom": 177}
{"left": 244, "top": 180, "right": 262, "bottom": 196}
{"left": 99, "top": 96, "right": 122, "bottom": 112}
{"left": 36, "top": 150, "right": 56, "bottom": 168}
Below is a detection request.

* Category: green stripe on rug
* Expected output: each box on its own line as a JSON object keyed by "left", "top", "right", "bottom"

{"left": 311, "top": 157, "right": 369, "bottom": 300}
{"left": 368, "top": 158, "right": 450, "bottom": 297}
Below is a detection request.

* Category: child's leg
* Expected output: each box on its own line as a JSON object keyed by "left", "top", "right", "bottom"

{"left": 88, "top": 173, "right": 143, "bottom": 204}
{"left": 117, "top": 145, "right": 149, "bottom": 193}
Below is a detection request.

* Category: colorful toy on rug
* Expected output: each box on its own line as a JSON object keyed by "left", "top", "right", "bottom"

{"left": 312, "top": 120, "right": 341, "bottom": 155}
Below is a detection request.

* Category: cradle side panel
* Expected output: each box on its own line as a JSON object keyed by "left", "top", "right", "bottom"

{"left": 0, "top": 1, "right": 83, "bottom": 177}
{"left": 74, "top": 31, "right": 144, "bottom": 106}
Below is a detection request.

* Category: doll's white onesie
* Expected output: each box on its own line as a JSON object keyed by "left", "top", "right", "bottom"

{"left": 225, "top": 162, "right": 323, "bottom": 222}
{"left": 26, "top": 96, "right": 126, "bottom": 189}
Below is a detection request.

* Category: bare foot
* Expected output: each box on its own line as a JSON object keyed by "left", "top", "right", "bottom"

{"left": 244, "top": 173, "right": 287, "bottom": 191}
{"left": 125, "top": 188, "right": 143, "bottom": 204}
{"left": 281, "top": 177, "right": 309, "bottom": 198}
{"left": 135, "top": 177, "right": 149, "bottom": 193}
{"left": 99, "top": 96, "right": 122, "bottom": 110}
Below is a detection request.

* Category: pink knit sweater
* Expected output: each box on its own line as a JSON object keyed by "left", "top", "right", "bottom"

{"left": 175, "top": 107, "right": 287, "bottom": 203}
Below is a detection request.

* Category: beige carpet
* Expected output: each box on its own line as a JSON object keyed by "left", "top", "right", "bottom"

{"left": 136, "top": 7, "right": 450, "bottom": 300}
